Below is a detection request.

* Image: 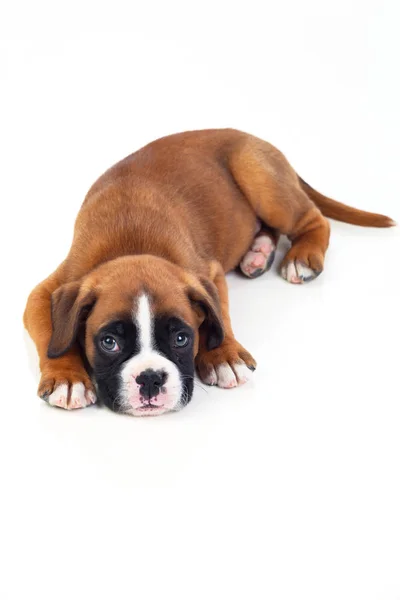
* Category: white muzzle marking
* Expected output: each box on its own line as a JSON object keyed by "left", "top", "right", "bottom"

{"left": 119, "top": 294, "right": 182, "bottom": 416}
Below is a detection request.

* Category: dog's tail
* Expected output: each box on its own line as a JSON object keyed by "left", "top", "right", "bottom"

{"left": 298, "top": 176, "right": 395, "bottom": 228}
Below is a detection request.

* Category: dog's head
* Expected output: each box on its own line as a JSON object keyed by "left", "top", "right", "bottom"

{"left": 47, "top": 256, "right": 223, "bottom": 416}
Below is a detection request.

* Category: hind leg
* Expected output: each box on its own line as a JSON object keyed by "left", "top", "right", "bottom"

{"left": 280, "top": 216, "right": 330, "bottom": 283}
{"left": 229, "top": 136, "right": 330, "bottom": 283}
{"left": 239, "top": 225, "right": 279, "bottom": 278}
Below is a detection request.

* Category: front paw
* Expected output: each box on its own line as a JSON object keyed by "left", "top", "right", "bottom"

{"left": 38, "top": 372, "right": 96, "bottom": 410}
{"left": 196, "top": 339, "right": 256, "bottom": 388}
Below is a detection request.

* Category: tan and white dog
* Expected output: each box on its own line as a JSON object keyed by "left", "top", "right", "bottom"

{"left": 23, "top": 129, "right": 395, "bottom": 416}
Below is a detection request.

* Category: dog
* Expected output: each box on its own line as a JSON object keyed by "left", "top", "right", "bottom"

{"left": 23, "top": 129, "right": 395, "bottom": 416}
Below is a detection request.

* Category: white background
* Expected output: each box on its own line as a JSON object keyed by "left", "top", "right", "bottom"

{"left": 1, "top": 1, "right": 399, "bottom": 599}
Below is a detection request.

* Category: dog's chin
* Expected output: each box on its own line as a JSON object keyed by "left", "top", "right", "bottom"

{"left": 121, "top": 385, "right": 189, "bottom": 417}
{"left": 99, "top": 388, "right": 186, "bottom": 417}
{"left": 116, "top": 388, "right": 189, "bottom": 416}
{"left": 124, "top": 403, "right": 178, "bottom": 417}
{"left": 107, "top": 380, "right": 193, "bottom": 416}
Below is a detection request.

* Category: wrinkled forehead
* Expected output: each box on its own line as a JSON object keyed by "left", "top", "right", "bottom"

{"left": 87, "top": 286, "right": 195, "bottom": 334}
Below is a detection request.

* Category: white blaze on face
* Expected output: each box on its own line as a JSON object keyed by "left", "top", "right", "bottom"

{"left": 137, "top": 293, "right": 152, "bottom": 352}
{"left": 119, "top": 293, "right": 182, "bottom": 416}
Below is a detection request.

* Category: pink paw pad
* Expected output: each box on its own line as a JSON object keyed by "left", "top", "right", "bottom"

{"left": 240, "top": 233, "right": 276, "bottom": 278}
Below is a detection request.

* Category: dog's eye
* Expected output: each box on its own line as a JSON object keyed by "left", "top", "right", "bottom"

{"left": 100, "top": 335, "right": 120, "bottom": 353}
{"left": 174, "top": 332, "right": 189, "bottom": 348}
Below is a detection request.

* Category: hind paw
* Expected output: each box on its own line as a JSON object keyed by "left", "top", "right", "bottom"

{"left": 280, "top": 259, "right": 322, "bottom": 284}
{"left": 240, "top": 233, "right": 276, "bottom": 278}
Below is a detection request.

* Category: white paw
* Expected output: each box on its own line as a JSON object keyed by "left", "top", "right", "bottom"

{"left": 281, "top": 260, "right": 320, "bottom": 284}
{"left": 48, "top": 382, "right": 96, "bottom": 410}
{"left": 203, "top": 361, "right": 253, "bottom": 389}
{"left": 240, "top": 233, "right": 276, "bottom": 278}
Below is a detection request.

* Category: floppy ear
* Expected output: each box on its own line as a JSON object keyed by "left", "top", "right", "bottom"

{"left": 47, "top": 281, "right": 97, "bottom": 358}
{"left": 187, "top": 277, "right": 224, "bottom": 350}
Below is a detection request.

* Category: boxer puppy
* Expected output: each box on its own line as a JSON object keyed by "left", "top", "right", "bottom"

{"left": 23, "top": 129, "right": 395, "bottom": 415}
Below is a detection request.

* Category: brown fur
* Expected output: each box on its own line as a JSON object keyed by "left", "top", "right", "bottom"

{"left": 23, "top": 129, "right": 394, "bottom": 405}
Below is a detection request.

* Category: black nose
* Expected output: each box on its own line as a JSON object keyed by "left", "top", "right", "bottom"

{"left": 136, "top": 369, "right": 167, "bottom": 399}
